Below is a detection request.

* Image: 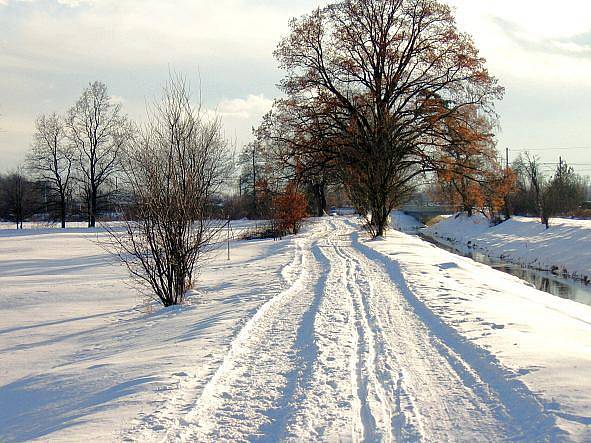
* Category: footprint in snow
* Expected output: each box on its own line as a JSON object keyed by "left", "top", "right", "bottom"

{"left": 438, "top": 262, "right": 460, "bottom": 270}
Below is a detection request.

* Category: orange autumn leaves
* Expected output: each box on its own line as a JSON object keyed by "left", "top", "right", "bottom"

{"left": 435, "top": 105, "right": 515, "bottom": 218}
{"left": 272, "top": 182, "right": 308, "bottom": 236}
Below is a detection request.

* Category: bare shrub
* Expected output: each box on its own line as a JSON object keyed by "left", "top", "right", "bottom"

{"left": 107, "top": 75, "right": 230, "bottom": 307}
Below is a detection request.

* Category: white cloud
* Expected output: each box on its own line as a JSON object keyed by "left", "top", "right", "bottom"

{"left": 0, "top": 0, "right": 318, "bottom": 166}
{"left": 443, "top": 0, "right": 591, "bottom": 86}
{"left": 447, "top": 0, "right": 591, "bottom": 40}
{"left": 217, "top": 94, "right": 273, "bottom": 119}
{"left": 110, "top": 95, "right": 126, "bottom": 105}
{"left": 1, "top": 0, "right": 590, "bottom": 171}
{"left": 0, "top": 0, "right": 304, "bottom": 70}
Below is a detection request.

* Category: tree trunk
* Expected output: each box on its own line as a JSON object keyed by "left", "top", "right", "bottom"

{"left": 541, "top": 209, "right": 549, "bottom": 229}
{"left": 60, "top": 194, "right": 67, "bottom": 229}
{"left": 375, "top": 217, "right": 386, "bottom": 237}
{"left": 373, "top": 206, "right": 388, "bottom": 238}
{"left": 319, "top": 182, "right": 327, "bottom": 216}
{"left": 503, "top": 195, "right": 511, "bottom": 220}
{"left": 89, "top": 188, "right": 97, "bottom": 228}
{"left": 313, "top": 182, "right": 327, "bottom": 217}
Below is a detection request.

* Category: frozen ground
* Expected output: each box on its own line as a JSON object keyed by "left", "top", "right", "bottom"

{"left": 423, "top": 214, "right": 591, "bottom": 282}
{"left": 1, "top": 217, "right": 590, "bottom": 441}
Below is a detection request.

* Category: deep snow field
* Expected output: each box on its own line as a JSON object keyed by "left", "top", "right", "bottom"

{"left": 423, "top": 214, "right": 591, "bottom": 282}
{"left": 1, "top": 216, "right": 590, "bottom": 442}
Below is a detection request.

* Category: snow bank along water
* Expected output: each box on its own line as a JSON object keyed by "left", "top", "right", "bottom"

{"left": 423, "top": 214, "right": 591, "bottom": 284}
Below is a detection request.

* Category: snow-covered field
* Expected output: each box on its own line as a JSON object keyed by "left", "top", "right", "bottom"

{"left": 423, "top": 214, "right": 591, "bottom": 282}
{"left": 0, "top": 223, "right": 291, "bottom": 442}
{"left": 1, "top": 217, "right": 590, "bottom": 441}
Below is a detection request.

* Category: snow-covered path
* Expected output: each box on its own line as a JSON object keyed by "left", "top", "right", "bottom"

{"left": 151, "top": 218, "right": 558, "bottom": 442}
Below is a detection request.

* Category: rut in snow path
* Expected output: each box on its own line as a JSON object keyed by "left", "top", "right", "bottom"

{"left": 345, "top": 219, "right": 560, "bottom": 441}
{"left": 173, "top": 221, "right": 329, "bottom": 442}
{"left": 336, "top": 228, "right": 508, "bottom": 441}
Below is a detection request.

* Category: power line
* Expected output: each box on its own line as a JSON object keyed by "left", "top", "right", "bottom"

{"left": 509, "top": 146, "right": 591, "bottom": 152}
{"left": 539, "top": 163, "right": 591, "bottom": 166}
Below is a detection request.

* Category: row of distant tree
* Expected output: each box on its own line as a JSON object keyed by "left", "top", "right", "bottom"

{"left": 510, "top": 154, "right": 589, "bottom": 227}
{"left": 431, "top": 152, "right": 590, "bottom": 226}
{"left": 0, "top": 81, "right": 129, "bottom": 228}
{"left": 2, "top": 143, "right": 588, "bottom": 231}
{"left": 0, "top": 168, "right": 123, "bottom": 229}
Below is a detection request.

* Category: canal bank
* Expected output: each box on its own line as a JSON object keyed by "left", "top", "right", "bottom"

{"left": 418, "top": 230, "right": 591, "bottom": 306}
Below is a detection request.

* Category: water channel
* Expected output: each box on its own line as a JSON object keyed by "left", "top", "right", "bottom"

{"left": 418, "top": 230, "right": 591, "bottom": 307}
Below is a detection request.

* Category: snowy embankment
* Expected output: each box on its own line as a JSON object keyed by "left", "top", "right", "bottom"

{"left": 423, "top": 214, "right": 591, "bottom": 282}
{"left": 390, "top": 211, "right": 426, "bottom": 233}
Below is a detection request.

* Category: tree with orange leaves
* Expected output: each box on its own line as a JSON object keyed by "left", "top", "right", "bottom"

{"left": 272, "top": 182, "right": 308, "bottom": 236}
{"left": 434, "top": 105, "right": 511, "bottom": 219}
{"left": 275, "top": 0, "right": 503, "bottom": 237}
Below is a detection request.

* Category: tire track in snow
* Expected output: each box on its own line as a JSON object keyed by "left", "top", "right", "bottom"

{"left": 346, "top": 238, "right": 508, "bottom": 440}
{"left": 326, "top": 226, "right": 419, "bottom": 442}
{"left": 171, "top": 222, "right": 328, "bottom": 442}
{"left": 344, "top": 218, "right": 559, "bottom": 441}
{"left": 122, "top": 242, "right": 294, "bottom": 443}
{"left": 282, "top": 219, "right": 419, "bottom": 442}
{"left": 128, "top": 217, "right": 560, "bottom": 442}
{"left": 277, "top": 221, "right": 364, "bottom": 441}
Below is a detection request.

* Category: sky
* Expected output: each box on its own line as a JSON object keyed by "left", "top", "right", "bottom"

{"left": 1, "top": 0, "right": 591, "bottom": 177}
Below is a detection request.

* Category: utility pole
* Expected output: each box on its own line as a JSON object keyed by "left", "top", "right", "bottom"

{"left": 252, "top": 144, "right": 257, "bottom": 217}
{"left": 227, "top": 216, "right": 231, "bottom": 261}
{"left": 504, "top": 148, "right": 511, "bottom": 220}
{"left": 506, "top": 147, "right": 509, "bottom": 172}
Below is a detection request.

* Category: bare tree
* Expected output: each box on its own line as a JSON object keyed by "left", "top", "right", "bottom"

{"left": 515, "top": 153, "right": 550, "bottom": 228}
{"left": 107, "top": 75, "right": 230, "bottom": 307}
{"left": 67, "top": 81, "right": 130, "bottom": 227}
{"left": 238, "top": 140, "right": 264, "bottom": 217}
{"left": 26, "top": 113, "right": 74, "bottom": 228}
{"left": 255, "top": 103, "right": 340, "bottom": 217}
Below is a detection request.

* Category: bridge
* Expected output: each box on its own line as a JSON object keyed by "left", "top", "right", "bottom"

{"left": 399, "top": 203, "right": 457, "bottom": 223}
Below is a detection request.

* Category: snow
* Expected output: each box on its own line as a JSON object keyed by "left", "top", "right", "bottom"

{"left": 0, "top": 224, "right": 293, "bottom": 442}
{"left": 424, "top": 213, "right": 591, "bottom": 282}
{"left": 367, "top": 219, "right": 591, "bottom": 441}
{"left": 1, "top": 216, "right": 590, "bottom": 441}
{"left": 390, "top": 211, "right": 425, "bottom": 233}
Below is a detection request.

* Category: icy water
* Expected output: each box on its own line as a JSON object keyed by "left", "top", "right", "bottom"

{"left": 418, "top": 231, "right": 591, "bottom": 307}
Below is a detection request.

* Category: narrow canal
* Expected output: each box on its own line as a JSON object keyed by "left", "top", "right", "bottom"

{"left": 418, "top": 231, "right": 591, "bottom": 307}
